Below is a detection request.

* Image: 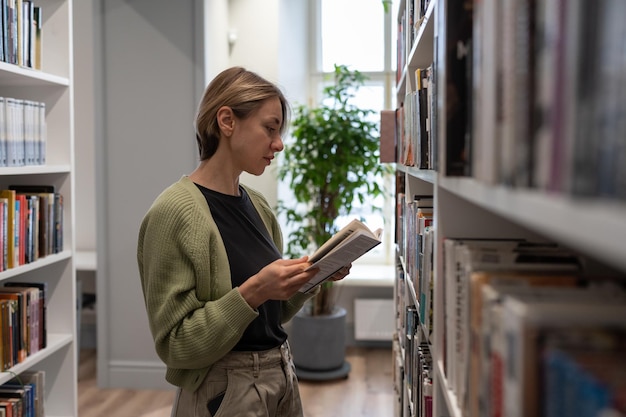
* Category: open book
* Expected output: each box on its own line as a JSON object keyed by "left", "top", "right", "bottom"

{"left": 298, "top": 219, "right": 383, "bottom": 293}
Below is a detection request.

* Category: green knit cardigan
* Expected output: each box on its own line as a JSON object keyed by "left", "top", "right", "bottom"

{"left": 137, "top": 176, "right": 315, "bottom": 392}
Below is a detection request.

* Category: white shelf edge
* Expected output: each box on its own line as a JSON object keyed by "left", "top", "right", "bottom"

{"left": 0, "top": 62, "right": 70, "bottom": 86}
{"left": 435, "top": 358, "right": 463, "bottom": 417}
{"left": 400, "top": 166, "right": 437, "bottom": 183}
{"left": 0, "top": 164, "right": 72, "bottom": 175}
{"left": 0, "top": 250, "right": 72, "bottom": 281}
{"left": 406, "top": 0, "right": 436, "bottom": 71}
{"left": 439, "top": 176, "right": 626, "bottom": 272}
{"left": 396, "top": 0, "right": 437, "bottom": 97}
{"left": 0, "top": 333, "right": 73, "bottom": 385}
{"left": 406, "top": 274, "right": 419, "bottom": 307}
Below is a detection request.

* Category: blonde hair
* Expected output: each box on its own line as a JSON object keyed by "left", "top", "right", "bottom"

{"left": 194, "top": 67, "right": 290, "bottom": 160}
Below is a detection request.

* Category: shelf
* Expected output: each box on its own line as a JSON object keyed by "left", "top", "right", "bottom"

{"left": 435, "top": 359, "right": 462, "bottom": 417}
{"left": 405, "top": 273, "right": 419, "bottom": 307}
{"left": 0, "top": 165, "right": 72, "bottom": 176}
{"left": 406, "top": 0, "right": 436, "bottom": 72}
{"left": 0, "top": 62, "right": 70, "bottom": 87}
{"left": 0, "top": 251, "right": 72, "bottom": 281}
{"left": 439, "top": 176, "right": 626, "bottom": 271}
{"left": 398, "top": 166, "right": 437, "bottom": 183}
{"left": 396, "top": 0, "right": 436, "bottom": 96}
{"left": 0, "top": 333, "right": 73, "bottom": 386}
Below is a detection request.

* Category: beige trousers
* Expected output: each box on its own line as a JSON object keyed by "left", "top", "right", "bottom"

{"left": 170, "top": 342, "right": 303, "bottom": 417}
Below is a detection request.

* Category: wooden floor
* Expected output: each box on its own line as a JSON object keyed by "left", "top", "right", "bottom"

{"left": 78, "top": 347, "right": 395, "bottom": 417}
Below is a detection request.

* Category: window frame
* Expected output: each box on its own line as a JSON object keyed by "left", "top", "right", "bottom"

{"left": 305, "top": 0, "right": 398, "bottom": 265}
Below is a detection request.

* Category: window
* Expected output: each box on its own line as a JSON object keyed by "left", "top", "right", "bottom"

{"left": 319, "top": 0, "right": 387, "bottom": 72}
{"left": 278, "top": 0, "right": 398, "bottom": 265}
{"left": 316, "top": 0, "right": 398, "bottom": 264}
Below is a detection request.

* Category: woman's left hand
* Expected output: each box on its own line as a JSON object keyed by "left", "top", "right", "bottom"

{"left": 330, "top": 264, "right": 352, "bottom": 281}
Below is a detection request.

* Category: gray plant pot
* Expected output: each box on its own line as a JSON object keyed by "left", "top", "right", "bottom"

{"left": 289, "top": 306, "right": 351, "bottom": 380}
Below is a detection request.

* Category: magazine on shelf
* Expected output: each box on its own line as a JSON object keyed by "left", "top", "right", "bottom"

{"left": 298, "top": 219, "right": 383, "bottom": 293}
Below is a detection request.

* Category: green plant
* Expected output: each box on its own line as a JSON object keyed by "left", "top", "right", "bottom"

{"left": 381, "top": 0, "right": 392, "bottom": 13}
{"left": 278, "top": 64, "right": 390, "bottom": 316}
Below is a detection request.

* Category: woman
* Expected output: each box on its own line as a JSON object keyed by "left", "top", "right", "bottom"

{"left": 137, "top": 66, "right": 350, "bottom": 416}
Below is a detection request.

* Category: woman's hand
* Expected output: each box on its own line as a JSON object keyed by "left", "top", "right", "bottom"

{"left": 239, "top": 257, "right": 319, "bottom": 309}
{"left": 329, "top": 264, "right": 352, "bottom": 282}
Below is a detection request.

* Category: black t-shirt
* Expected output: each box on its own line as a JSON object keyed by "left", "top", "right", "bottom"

{"left": 196, "top": 183, "right": 286, "bottom": 351}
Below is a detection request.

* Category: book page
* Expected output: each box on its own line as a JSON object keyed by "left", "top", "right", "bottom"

{"left": 308, "top": 219, "right": 379, "bottom": 263}
{"left": 299, "top": 229, "right": 382, "bottom": 293}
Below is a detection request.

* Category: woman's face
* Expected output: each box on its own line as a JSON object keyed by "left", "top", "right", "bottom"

{"left": 230, "top": 97, "right": 284, "bottom": 176}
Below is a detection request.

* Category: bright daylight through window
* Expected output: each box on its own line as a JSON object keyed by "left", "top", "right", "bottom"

{"left": 280, "top": 0, "right": 398, "bottom": 266}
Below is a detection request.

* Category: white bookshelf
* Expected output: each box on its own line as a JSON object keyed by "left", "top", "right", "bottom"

{"left": 0, "top": 0, "right": 77, "bottom": 415}
{"left": 393, "top": 0, "right": 626, "bottom": 416}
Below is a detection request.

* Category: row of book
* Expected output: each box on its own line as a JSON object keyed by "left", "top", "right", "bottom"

{"left": 396, "top": 192, "right": 433, "bottom": 281}
{"left": 397, "top": 66, "right": 436, "bottom": 170}
{"left": 0, "top": 281, "right": 46, "bottom": 372}
{"left": 0, "top": 97, "right": 47, "bottom": 167}
{"left": 396, "top": 191, "right": 434, "bottom": 341}
{"left": 0, "top": 186, "right": 63, "bottom": 271}
{"left": 393, "top": 263, "right": 406, "bottom": 415}
{"left": 396, "top": 0, "right": 433, "bottom": 84}
{"left": 441, "top": 237, "right": 626, "bottom": 417}
{"left": 406, "top": 305, "right": 432, "bottom": 417}
{"left": 448, "top": 0, "right": 626, "bottom": 199}
{"left": 0, "top": 0, "right": 42, "bottom": 69}
{"left": 542, "top": 329, "right": 626, "bottom": 417}
{"left": 0, "top": 369, "right": 44, "bottom": 417}
{"left": 476, "top": 281, "right": 626, "bottom": 417}
{"left": 394, "top": 0, "right": 626, "bottom": 201}
{"left": 393, "top": 265, "right": 433, "bottom": 417}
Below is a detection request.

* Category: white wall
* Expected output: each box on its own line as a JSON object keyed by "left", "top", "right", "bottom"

{"left": 94, "top": 0, "right": 204, "bottom": 389}
{"left": 73, "top": 0, "right": 97, "bottom": 252}
{"left": 229, "top": 0, "right": 284, "bottom": 205}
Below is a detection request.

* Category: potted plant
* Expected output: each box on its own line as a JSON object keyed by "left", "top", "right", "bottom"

{"left": 278, "top": 64, "right": 390, "bottom": 379}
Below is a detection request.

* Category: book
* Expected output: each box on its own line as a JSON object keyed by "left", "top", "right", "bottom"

{"left": 33, "top": 7, "right": 42, "bottom": 71}
{"left": 379, "top": 109, "right": 397, "bottom": 163}
{"left": 471, "top": 0, "right": 500, "bottom": 185}
{"left": 0, "top": 198, "right": 5, "bottom": 271}
{"left": 467, "top": 271, "right": 581, "bottom": 417}
{"left": 0, "top": 384, "right": 28, "bottom": 417}
{"left": 498, "top": 286, "right": 626, "bottom": 417}
{"left": 444, "top": 0, "right": 473, "bottom": 176}
{"left": 542, "top": 328, "right": 626, "bottom": 417}
{"left": 12, "top": 370, "right": 44, "bottom": 417}
{"left": 298, "top": 219, "right": 383, "bottom": 293}
{"left": 0, "top": 292, "right": 22, "bottom": 365}
{"left": 9, "top": 186, "right": 61, "bottom": 259}
{"left": 15, "top": 194, "right": 26, "bottom": 266}
{"left": 0, "top": 98, "right": 6, "bottom": 167}
{"left": 443, "top": 238, "right": 583, "bottom": 411}
{"left": 0, "top": 298, "right": 16, "bottom": 370}
{"left": 0, "top": 191, "right": 16, "bottom": 269}
{"left": 416, "top": 67, "right": 430, "bottom": 169}
{"left": 4, "top": 282, "right": 47, "bottom": 350}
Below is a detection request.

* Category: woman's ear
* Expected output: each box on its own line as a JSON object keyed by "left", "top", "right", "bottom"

{"left": 217, "top": 106, "right": 235, "bottom": 136}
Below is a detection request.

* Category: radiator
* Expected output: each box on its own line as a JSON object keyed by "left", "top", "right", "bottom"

{"left": 354, "top": 298, "right": 395, "bottom": 341}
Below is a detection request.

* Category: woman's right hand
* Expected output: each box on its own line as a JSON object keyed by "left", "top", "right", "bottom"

{"left": 238, "top": 257, "right": 319, "bottom": 309}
